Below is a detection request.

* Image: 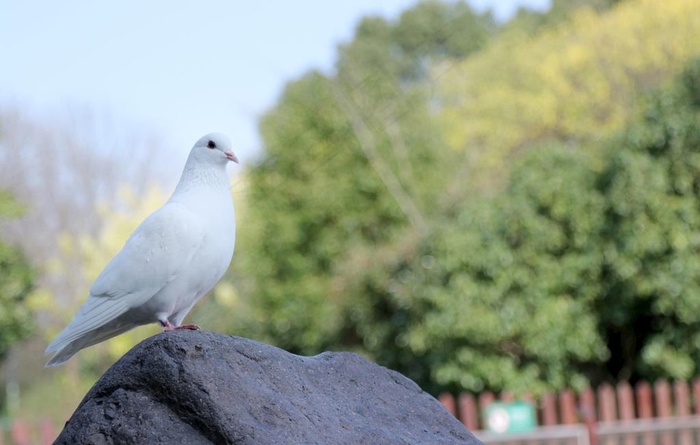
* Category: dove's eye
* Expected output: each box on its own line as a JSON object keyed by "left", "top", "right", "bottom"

{"left": 207, "top": 140, "right": 216, "bottom": 149}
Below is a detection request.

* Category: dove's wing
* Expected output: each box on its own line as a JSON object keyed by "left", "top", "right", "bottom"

{"left": 45, "top": 202, "right": 205, "bottom": 355}
{"left": 90, "top": 202, "right": 205, "bottom": 301}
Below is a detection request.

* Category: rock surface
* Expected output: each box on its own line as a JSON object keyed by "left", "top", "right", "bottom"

{"left": 55, "top": 331, "right": 481, "bottom": 445}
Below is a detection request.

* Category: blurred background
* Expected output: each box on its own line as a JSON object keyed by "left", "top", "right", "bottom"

{"left": 1, "top": 0, "right": 700, "bottom": 441}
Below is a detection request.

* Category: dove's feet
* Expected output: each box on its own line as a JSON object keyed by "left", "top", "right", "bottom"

{"left": 174, "top": 324, "right": 201, "bottom": 331}
{"left": 161, "top": 320, "right": 200, "bottom": 331}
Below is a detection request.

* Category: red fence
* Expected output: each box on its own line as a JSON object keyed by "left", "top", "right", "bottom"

{"left": 439, "top": 379, "right": 700, "bottom": 431}
{"left": 0, "top": 419, "right": 55, "bottom": 445}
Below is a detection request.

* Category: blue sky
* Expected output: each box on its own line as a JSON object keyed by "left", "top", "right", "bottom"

{"left": 1, "top": 1, "right": 550, "bottom": 162}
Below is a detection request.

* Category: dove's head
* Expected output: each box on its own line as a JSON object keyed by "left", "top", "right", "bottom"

{"left": 190, "top": 133, "right": 239, "bottom": 165}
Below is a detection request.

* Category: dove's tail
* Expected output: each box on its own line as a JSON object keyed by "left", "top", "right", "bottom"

{"left": 44, "top": 318, "right": 141, "bottom": 367}
{"left": 45, "top": 296, "right": 137, "bottom": 367}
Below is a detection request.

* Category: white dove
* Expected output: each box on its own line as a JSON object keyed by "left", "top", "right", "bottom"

{"left": 45, "top": 133, "right": 238, "bottom": 367}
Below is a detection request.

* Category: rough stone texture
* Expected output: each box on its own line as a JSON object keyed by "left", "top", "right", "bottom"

{"left": 56, "top": 331, "right": 481, "bottom": 445}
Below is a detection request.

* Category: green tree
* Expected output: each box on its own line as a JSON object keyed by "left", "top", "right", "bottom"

{"left": 0, "top": 190, "right": 35, "bottom": 360}
{"left": 354, "top": 58, "right": 700, "bottom": 394}
{"left": 365, "top": 0, "right": 495, "bottom": 82}
{"left": 597, "top": 58, "right": 700, "bottom": 382}
{"left": 237, "top": 72, "right": 393, "bottom": 352}
{"left": 232, "top": 1, "right": 494, "bottom": 354}
{"left": 505, "top": 0, "right": 620, "bottom": 35}
{"left": 232, "top": 0, "right": 700, "bottom": 396}
{"left": 346, "top": 145, "right": 609, "bottom": 394}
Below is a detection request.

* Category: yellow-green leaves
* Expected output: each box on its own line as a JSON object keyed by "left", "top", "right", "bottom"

{"left": 437, "top": 0, "right": 700, "bottom": 191}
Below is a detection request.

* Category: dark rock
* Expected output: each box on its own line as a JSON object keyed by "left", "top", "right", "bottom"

{"left": 55, "top": 331, "right": 481, "bottom": 445}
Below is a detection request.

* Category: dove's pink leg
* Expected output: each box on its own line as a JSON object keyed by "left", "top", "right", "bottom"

{"left": 161, "top": 320, "right": 200, "bottom": 331}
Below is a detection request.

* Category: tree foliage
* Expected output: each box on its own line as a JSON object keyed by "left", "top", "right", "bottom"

{"left": 505, "top": 0, "right": 620, "bottom": 35}
{"left": 352, "top": 58, "right": 700, "bottom": 393}
{"left": 0, "top": 191, "right": 35, "bottom": 360}
{"left": 230, "top": 0, "right": 700, "bottom": 395}
{"left": 437, "top": 0, "right": 700, "bottom": 192}
{"left": 597, "top": 58, "right": 700, "bottom": 381}
{"left": 233, "top": 2, "right": 493, "bottom": 354}
{"left": 344, "top": 145, "right": 609, "bottom": 394}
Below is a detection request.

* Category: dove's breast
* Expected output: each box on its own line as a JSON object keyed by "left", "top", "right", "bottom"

{"left": 140, "top": 184, "right": 235, "bottom": 322}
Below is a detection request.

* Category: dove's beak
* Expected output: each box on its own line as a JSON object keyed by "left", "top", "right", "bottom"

{"left": 225, "top": 152, "right": 239, "bottom": 164}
